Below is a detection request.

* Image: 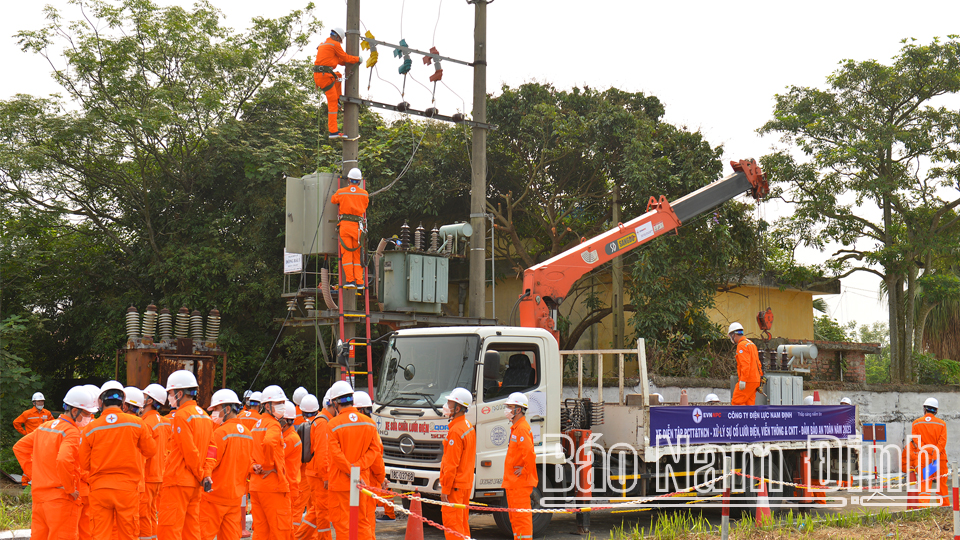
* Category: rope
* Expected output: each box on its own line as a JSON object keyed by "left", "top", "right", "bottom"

{"left": 363, "top": 488, "right": 474, "bottom": 540}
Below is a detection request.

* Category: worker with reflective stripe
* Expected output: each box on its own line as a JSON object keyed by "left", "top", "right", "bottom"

{"left": 331, "top": 169, "right": 369, "bottom": 289}
{"left": 80, "top": 382, "right": 158, "bottom": 540}
{"left": 199, "top": 389, "right": 253, "bottom": 540}
{"left": 313, "top": 27, "right": 360, "bottom": 138}
{"left": 902, "top": 397, "right": 949, "bottom": 507}
{"left": 76, "top": 384, "right": 101, "bottom": 540}
{"left": 292, "top": 394, "right": 320, "bottom": 540}
{"left": 728, "top": 322, "right": 763, "bottom": 406}
{"left": 159, "top": 370, "right": 214, "bottom": 540}
{"left": 353, "top": 391, "right": 385, "bottom": 539}
{"left": 502, "top": 392, "right": 537, "bottom": 540}
{"left": 237, "top": 390, "right": 261, "bottom": 537}
{"left": 300, "top": 390, "right": 334, "bottom": 540}
{"left": 280, "top": 400, "right": 303, "bottom": 530}
{"left": 250, "top": 385, "right": 292, "bottom": 540}
{"left": 13, "top": 386, "right": 95, "bottom": 540}
{"left": 327, "top": 381, "right": 380, "bottom": 540}
{"left": 13, "top": 392, "right": 52, "bottom": 436}
{"left": 439, "top": 388, "right": 476, "bottom": 540}
{"left": 140, "top": 384, "right": 168, "bottom": 540}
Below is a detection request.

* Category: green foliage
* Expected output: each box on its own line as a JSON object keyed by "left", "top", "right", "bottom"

{"left": 0, "top": 315, "right": 42, "bottom": 472}
{"left": 914, "top": 351, "right": 960, "bottom": 385}
{"left": 813, "top": 315, "right": 855, "bottom": 342}
{"left": 858, "top": 321, "right": 891, "bottom": 384}
{"left": 0, "top": 491, "right": 32, "bottom": 530}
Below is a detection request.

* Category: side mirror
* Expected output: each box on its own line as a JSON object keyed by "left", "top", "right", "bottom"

{"left": 403, "top": 364, "right": 416, "bottom": 381}
{"left": 336, "top": 339, "right": 348, "bottom": 367}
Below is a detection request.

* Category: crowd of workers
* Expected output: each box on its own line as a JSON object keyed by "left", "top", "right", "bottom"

{"left": 12, "top": 372, "right": 539, "bottom": 540}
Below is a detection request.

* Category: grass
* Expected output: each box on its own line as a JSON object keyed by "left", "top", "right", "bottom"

{"left": 0, "top": 489, "right": 31, "bottom": 531}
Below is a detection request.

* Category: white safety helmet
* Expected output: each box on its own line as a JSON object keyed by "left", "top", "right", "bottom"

{"left": 329, "top": 381, "right": 354, "bottom": 401}
{"left": 923, "top": 397, "right": 939, "bottom": 410}
{"left": 250, "top": 391, "right": 263, "bottom": 404}
{"left": 322, "top": 388, "right": 332, "bottom": 408}
{"left": 143, "top": 384, "right": 167, "bottom": 405}
{"left": 166, "top": 370, "right": 198, "bottom": 391}
{"left": 300, "top": 394, "right": 320, "bottom": 413}
{"left": 704, "top": 393, "right": 720, "bottom": 403}
{"left": 347, "top": 168, "right": 363, "bottom": 183}
{"left": 124, "top": 387, "right": 145, "bottom": 408}
{"left": 803, "top": 396, "right": 814, "bottom": 405}
{"left": 354, "top": 391, "right": 373, "bottom": 408}
{"left": 208, "top": 389, "right": 241, "bottom": 410}
{"left": 32, "top": 392, "right": 45, "bottom": 401}
{"left": 292, "top": 387, "right": 309, "bottom": 406}
{"left": 83, "top": 385, "right": 102, "bottom": 411}
{"left": 283, "top": 400, "right": 297, "bottom": 420}
{"left": 64, "top": 386, "right": 98, "bottom": 413}
{"left": 243, "top": 389, "right": 253, "bottom": 400}
{"left": 100, "top": 381, "right": 125, "bottom": 402}
{"left": 728, "top": 322, "right": 744, "bottom": 334}
{"left": 260, "top": 385, "right": 287, "bottom": 404}
{"left": 505, "top": 392, "right": 529, "bottom": 409}
{"left": 839, "top": 397, "right": 852, "bottom": 405}
{"left": 331, "top": 27, "right": 346, "bottom": 40}
{"left": 447, "top": 388, "right": 472, "bottom": 408}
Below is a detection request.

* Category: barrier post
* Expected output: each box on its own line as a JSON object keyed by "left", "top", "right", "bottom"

{"left": 907, "top": 470, "right": 918, "bottom": 510}
{"left": 721, "top": 455, "right": 731, "bottom": 540}
{"left": 952, "top": 461, "right": 958, "bottom": 540}
{"left": 349, "top": 466, "right": 360, "bottom": 540}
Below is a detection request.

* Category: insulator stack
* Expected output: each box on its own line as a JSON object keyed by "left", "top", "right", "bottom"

{"left": 429, "top": 225, "right": 439, "bottom": 252}
{"left": 175, "top": 307, "right": 190, "bottom": 338}
{"left": 446, "top": 234, "right": 454, "bottom": 255}
{"left": 190, "top": 310, "right": 204, "bottom": 340}
{"left": 399, "top": 221, "right": 410, "bottom": 250}
{"left": 304, "top": 297, "right": 315, "bottom": 311}
{"left": 125, "top": 306, "right": 141, "bottom": 340}
{"left": 141, "top": 304, "right": 158, "bottom": 339}
{"left": 414, "top": 223, "right": 424, "bottom": 252}
{"left": 158, "top": 308, "right": 173, "bottom": 340}
{"left": 205, "top": 309, "right": 220, "bottom": 343}
{"left": 287, "top": 299, "right": 298, "bottom": 311}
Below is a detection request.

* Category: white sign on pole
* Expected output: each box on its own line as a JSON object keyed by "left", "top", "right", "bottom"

{"left": 284, "top": 250, "right": 303, "bottom": 274}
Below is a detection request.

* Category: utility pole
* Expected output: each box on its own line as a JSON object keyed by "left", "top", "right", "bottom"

{"left": 612, "top": 183, "right": 624, "bottom": 350}
{"left": 468, "top": 0, "right": 487, "bottom": 319}
{"left": 342, "top": 0, "right": 360, "bottom": 335}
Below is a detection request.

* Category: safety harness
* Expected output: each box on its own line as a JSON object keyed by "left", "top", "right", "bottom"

{"left": 313, "top": 42, "right": 341, "bottom": 93}
{"left": 338, "top": 213, "right": 367, "bottom": 252}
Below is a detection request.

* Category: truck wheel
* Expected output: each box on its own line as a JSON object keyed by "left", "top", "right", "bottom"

{"left": 492, "top": 482, "right": 553, "bottom": 538}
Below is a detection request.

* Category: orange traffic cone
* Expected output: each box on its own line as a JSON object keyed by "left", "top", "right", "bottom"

{"left": 755, "top": 481, "right": 772, "bottom": 526}
{"left": 404, "top": 490, "right": 424, "bottom": 540}
{"left": 813, "top": 391, "right": 821, "bottom": 405}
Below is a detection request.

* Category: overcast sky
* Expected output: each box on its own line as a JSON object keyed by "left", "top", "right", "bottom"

{"left": 4, "top": 0, "right": 959, "bottom": 332}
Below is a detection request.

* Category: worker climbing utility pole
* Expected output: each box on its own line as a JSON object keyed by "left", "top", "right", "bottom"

{"left": 468, "top": 0, "right": 488, "bottom": 319}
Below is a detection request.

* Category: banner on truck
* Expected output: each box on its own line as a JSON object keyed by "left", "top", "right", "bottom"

{"left": 650, "top": 405, "right": 856, "bottom": 445}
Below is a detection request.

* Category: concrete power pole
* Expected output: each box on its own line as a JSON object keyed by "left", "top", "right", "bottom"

{"left": 612, "top": 183, "right": 625, "bottom": 349}
{"left": 468, "top": 0, "right": 487, "bottom": 319}
{"left": 342, "top": 0, "right": 361, "bottom": 328}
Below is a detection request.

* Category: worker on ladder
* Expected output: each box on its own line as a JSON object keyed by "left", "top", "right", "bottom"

{"left": 332, "top": 168, "right": 369, "bottom": 290}
{"left": 314, "top": 27, "right": 360, "bottom": 139}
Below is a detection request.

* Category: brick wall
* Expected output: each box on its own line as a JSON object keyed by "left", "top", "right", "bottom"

{"left": 806, "top": 341, "right": 877, "bottom": 383}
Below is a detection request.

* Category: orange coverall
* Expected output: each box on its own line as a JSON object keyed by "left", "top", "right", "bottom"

{"left": 359, "top": 423, "right": 385, "bottom": 540}
{"left": 440, "top": 414, "right": 476, "bottom": 540}
{"left": 331, "top": 184, "right": 369, "bottom": 286}
{"left": 159, "top": 400, "right": 214, "bottom": 540}
{"left": 295, "top": 405, "right": 305, "bottom": 427}
{"left": 502, "top": 416, "right": 538, "bottom": 540}
{"left": 313, "top": 37, "right": 359, "bottom": 134}
{"left": 199, "top": 418, "right": 254, "bottom": 540}
{"left": 731, "top": 337, "right": 762, "bottom": 406}
{"left": 328, "top": 406, "right": 381, "bottom": 540}
{"left": 284, "top": 425, "right": 304, "bottom": 529}
{"left": 902, "top": 413, "right": 949, "bottom": 506}
{"left": 238, "top": 408, "right": 261, "bottom": 431}
{"left": 141, "top": 409, "right": 169, "bottom": 540}
{"left": 13, "top": 416, "right": 82, "bottom": 540}
{"left": 79, "top": 406, "right": 158, "bottom": 540}
{"left": 299, "top": 410, "right": 333, "bottom": 540}
{"left": 13, "top": 406, "right": 52, "bottom": 435}
{"left": 250, "top": 414, "right": 292, "bottom": 540}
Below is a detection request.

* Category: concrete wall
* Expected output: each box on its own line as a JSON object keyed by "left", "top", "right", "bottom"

{"left": 562, "top": 384, "right": 960, "bottom": 471}
{"left": 705, "top": 285, "right": 817, "bottom": 341}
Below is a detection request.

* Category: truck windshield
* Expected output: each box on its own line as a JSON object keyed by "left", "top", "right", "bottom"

{"left": 376, "top": 334, "right": 479, "bottom": 408}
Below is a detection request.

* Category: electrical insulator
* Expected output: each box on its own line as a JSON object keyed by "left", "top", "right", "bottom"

{"left": 304, "top": 297, "right": 315, "bottom": 311}
{"left": 190, "top": 310, "right": 204, "bottom": 341}
{"left": 141, "top": 304, "right": 158, "bottom": 340}
{"left": 399, "top": 221, "right": 410, "bottom": 250}
{"left": 429, "top": 225, "right": 439, "bottom": 253}
{"left": 125, "top": 306, "right": 140, "bottom": 340}
{"left": 175, "top": 307, "right": 190, "bottom": 339}
{"left": 287, "top": 299, "right": 298, "bottom": 311}
{"left": 446, "top": 234, "right": 454, "bottom": 255}
{"left": 415, "top": 223, "right": 425, "bottom": 251}
{"left": 158, "top": 308, "right": 172, "bottom": 341}
{"left": 205, "top": 308, "right": 220, "bottom": 344}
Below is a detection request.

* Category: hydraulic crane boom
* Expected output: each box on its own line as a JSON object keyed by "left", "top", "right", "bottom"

{"left": 518, "top": 159, "right": 769, "bottom": 341}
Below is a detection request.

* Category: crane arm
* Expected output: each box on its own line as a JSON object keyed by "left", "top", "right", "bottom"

{"left": 518, "top": 159, "right": 768, "bottom": 341}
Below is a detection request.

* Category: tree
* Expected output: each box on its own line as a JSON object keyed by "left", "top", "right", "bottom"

{"left": 760, "top": 37, "right": 960, "bottom": 382}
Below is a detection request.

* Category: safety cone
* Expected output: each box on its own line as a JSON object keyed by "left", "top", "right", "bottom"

{"left": 404, "top": 490, "right": 424, "bottom": 540}
{"left": 813, "top": 391, "right": 821, "bottom": 405}
{"left": 755, "top": 481, "right": 772, "bottom": 527}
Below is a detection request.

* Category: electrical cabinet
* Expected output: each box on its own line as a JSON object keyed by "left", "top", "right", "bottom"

{"left": 285, "top": 172, "right": 339, "bottom": 255}
{"left": 379, "top": 251, "right": 449, "bottom": 313}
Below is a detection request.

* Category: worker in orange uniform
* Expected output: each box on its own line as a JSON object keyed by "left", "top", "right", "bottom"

{"left": 199, "top": 389, "right": 253, "bottom": 540}
{"left": 13, "top": 391, "right": 52, "bottom": 486}
{"left": 281, "top": 400, "right": 303, "bottom": 531}
{"left": 250, "top": 385, "right": 292, "bottom": 539}
{"left": 77, "top": 384, "right": 101, "bottom": 540}
{"left": 293, "top": 394, "right": 320, "bottom": 538}
{"left": 439, "top": 388, "right": 476, "bottom": 540}
{"left": 352, "top": 391, "right": 385, "bottom": 539}
{"left": 331, "top": 168, "right": 369, "bottom": 290}
{"left": 299, "top": 389, "right": 334, "bottom": 540}
{"left": 158, "top": 370, "right": 214, "bottom": 540}
{"left": 353, "top": 391, "right": 394, "bottom": 523}
{"left": 237, "top": 390, "right": 262, "bottom": 537}
{"left": 14, "top": 386, "right": 96, "bottom": 540}
{"left": 327, "top": 381, "right": 382, "bottom": 540}
{"left": 80, "top": 381, "right": 158, "bottom": 540}
{"left": 314, "top": 27, "right": 360, "bottom": 139}
{"left": 902, "top": 397, "right": 949, "bottom": 507}
{"left": 502, "top": 392, "right": 537, "bottom": 540}
{"left": 729, "top": 322, "right": 763, "bottom": 406}
{"left": 292, "top": 387, "right": 309, "bottom": 426}
{"left": 141, "top": 384, "right": 169, "bottom": 540}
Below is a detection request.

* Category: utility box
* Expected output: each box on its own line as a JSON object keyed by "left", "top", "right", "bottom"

{"left": 379, "top": 251, "right": 449, "bottom": 314}
{"left": 285, "top": 172, "right": 339, "bottom": 255}
{"left": 763, "top": 374, "right": 804, "bottom": 405}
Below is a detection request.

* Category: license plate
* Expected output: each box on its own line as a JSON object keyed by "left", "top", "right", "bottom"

{"left": 392, "top": 470, "right": 415, "bottom": 483}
